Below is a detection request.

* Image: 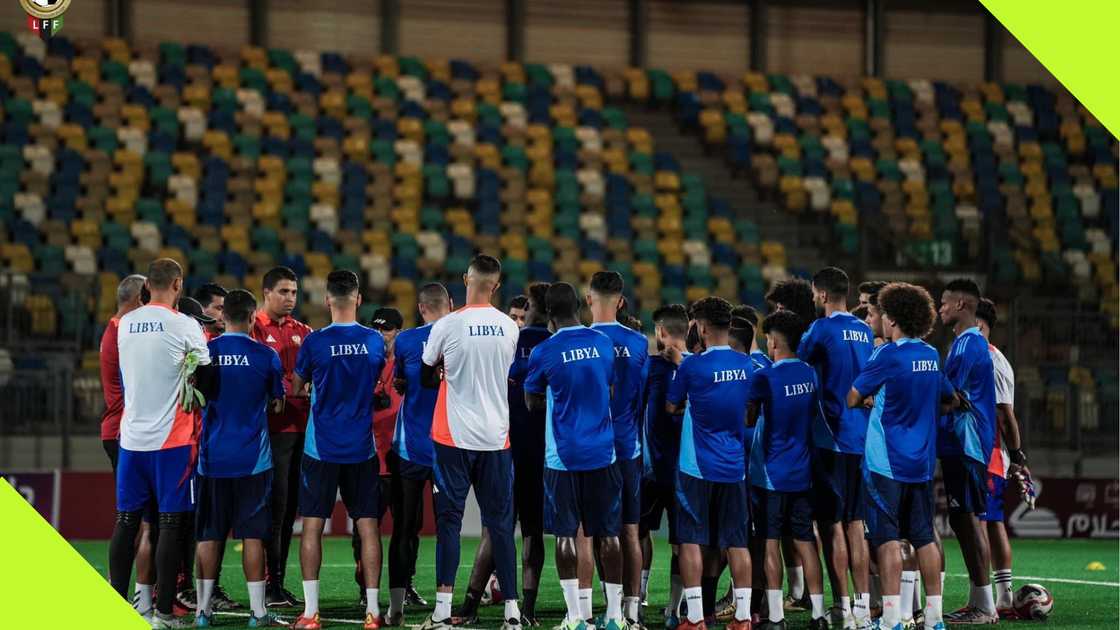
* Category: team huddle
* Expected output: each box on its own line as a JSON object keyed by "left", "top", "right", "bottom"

{"left": 99, "top": 254, "right": 1031, "bottom": 630}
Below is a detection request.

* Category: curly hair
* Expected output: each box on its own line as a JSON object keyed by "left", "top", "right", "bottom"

{"left": 691, "top": 296, "right": 733, "bottom": 329}
{"left": 765, "top": 278, "right": 815, "bottom": 325}
{"left": 761, "top": 309, "right": 808, "bottom": 353}
{"left": 878, "top": 282, "right": 937, "bottom": 339}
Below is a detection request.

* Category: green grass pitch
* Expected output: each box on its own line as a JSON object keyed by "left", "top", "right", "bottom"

{"left": 71, "top": 537, "right": 1118, "bottom": 629}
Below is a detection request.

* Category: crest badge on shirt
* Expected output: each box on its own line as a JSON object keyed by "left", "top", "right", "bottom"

{"left": 292, "top": 335, "right": 302, "bottom": 345}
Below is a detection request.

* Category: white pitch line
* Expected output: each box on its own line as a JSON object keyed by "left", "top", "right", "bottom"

{"left": 948, "top": 572, "right": 1118, "bottom": 588}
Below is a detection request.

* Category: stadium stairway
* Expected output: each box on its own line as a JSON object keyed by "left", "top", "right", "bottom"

{"left": 623, "top": 104, "right": 838, "bottom": 278}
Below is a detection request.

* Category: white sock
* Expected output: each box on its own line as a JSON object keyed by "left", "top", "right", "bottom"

{"left": 853, "top": 592, "right": 870, "bottom": 622}
{"left": 366, "top": 588, "right": 380, "bottom": 617}
{"left": 900, "top": 572, "right": 917, "bottom": 621}
{"left": 579, "top": 588, "right": 593, "bottom": 621}
{"left": 504, "top": 599, "right": 521, "bottom": 621}
{"left": 684, "top": 586, "right": 704, "bottom": 623}
{"left": 197, "top": 579, "right": 215, "bottom": 615}
{"left": 940, "top": 571, "right": 945, "bottom": 595}
{"left": 733, "top": 588, "right": 752, "bottom": 622}
{"left": 302, "top": 580, "right": 320, "bottom": 618}
{"left": 924, "top": 594, "right": 943, "bottom": 628}
{"left": 434, "top": 591, "right": 453, "bottom": 622}
{"left": 135, "top": 583, "right": 154, "bottom": 614}
{"left": 389, "top": 587, "right": 405, "bottom": 617}
{"left": 248, "top": 581, "right": 267, "bottom": 618}
{"left": 561, "top": 579, "right": 582, "bottom": 622}
{"left": 624, "top": 596, "right": 640, "bottom": 621}
{"left": 605, "top": 583, "right": 623, "bottom": 622}
{"left": 810, "top": 593, "right": 826, "bottom": 620}
{"left": 840, "top": 595, "right": 851, "bottom": 616}
{"left": 882, "top": 595, "right": 901, "bottom": 628}
{"left": 641, "top": 570, "right": 651, "bottom": 601}
{"left": 914, "top": 574, "right": 923, "bottom": 611}
{"left": 977, "top": 583, "right": 995, "bottom": 615}
{"left": 767, "top": 589, "right": 785, "bottom": 623}
{"left": 993, "top": 569, "right": 1013, "bottom": 608}
{"left": 668, "top": 574, "right": 684, "bottom": 617}
{"left": 789, "top": 565, "right": 805, "bottom": 600}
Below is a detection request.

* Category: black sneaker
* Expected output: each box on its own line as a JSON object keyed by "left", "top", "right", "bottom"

{"left": 175, "top": 588, "right": 197, "bottom": 612}
{"left": 265, "top": 583, "right": 302, "bottom": 608}
{"left": 760, "top": 621, "right": 788, "bottom": 630}
{"left": 521, "top": 614, "right": 540, "bottom": 627}
{"left": 212, "top": 585, "right": 243, "bottom": 611}
{"left": 359, "top": 585, "right": 367, "bottom": 608}
{"left": 808, "top": 617, "right": 830, "bottom": 630}
{"left": 406, "top": 585, "right": 429, "bottom": 607}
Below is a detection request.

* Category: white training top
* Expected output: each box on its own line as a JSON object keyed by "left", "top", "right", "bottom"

{"left": 990, "top": 343, "right": 1015, "bottom": 407}
{"left": 118, "top": 304, "right": 211, "bottom": 451}
{"left": 422, "top": 304, "right": 520, "bottom": 451}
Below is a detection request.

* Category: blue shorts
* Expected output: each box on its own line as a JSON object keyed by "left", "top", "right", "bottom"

{"left": 813, "top": 450, "right": 864, "bottom": 524}
{"left": 675, "top": 472, "right": 750, "bottom": 549}
{"left": 980, "top": 473, "right": 1007, "bottom": 522}
{"left": 543, "top": 465, "right": 622, "bottom": 538}
{"left": 116, "top": 445, "right": 196, "bottom": 514}
{"left": 940, "top": 457, "right": 988, "bottom": 517}
{"left": 616, "top": 456, "right": 642, "bottom": 526}
{"left": 299, "top": 454, "right": 382, "bottom": 520}
{"left": 863, "top": 471, "right": 935, "bottom": 548}
{"left": 640, "top": 478, "right": 678, "bottom": 543}
{"left": 195, "top": 470, "right": 273, "bottom": 541}
{"left": 751, "top": 487, "right": 814, "bottom": 542}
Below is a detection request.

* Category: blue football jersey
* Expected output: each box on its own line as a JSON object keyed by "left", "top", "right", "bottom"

{"left": 797, "top": 311, "right": 874, "bottom": 454}
{"left": 508, "top": 325, "right": 552, "bottom": 459}
{"left": 591, "top": 322, "right": 650, "bottom": 461}
{"left": 294, "top": 322, "right": 386, "bottom": 463}
{"left": 749, "top": 349, "right": 773, "bottom": 371}
{"left": 853, "top": 338, "right": 955, "bottom": 482}
{"left": 392, "top": 323, "right": 437, "bottom": 467}
{"left": 642, "top": 353, "right": 688, "bottom": 483}
{"left": 938, "top": 327, "right": 997, "bottom": 464}
{"left": 198, "top": 333, "right": 284, "bottom": 477}
{"left": 524, "top": 326, "right": 616, "bottom": 471}
{"left": 666, "top": 346, "right": 754, "bottom": 483}
{"left": 747, "top": 358, "right": 820, "bottom": 492}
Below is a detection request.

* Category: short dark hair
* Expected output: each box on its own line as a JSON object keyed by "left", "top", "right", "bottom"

{"left": 851, "top": 304, "right": 869, "bottom": 321}
{"left": 944, "top": 278, "right": 981, "bottom": 300}
{"left": 858, "top": 281, "right": 887, "bottom": 297}
{"left": 977, "top": 298, "right": 997, "bottom": 328}
{"left": 653, "top": 304, "right": 689, "bottom": 338}
{"left": 589, "top": 270, "right": 624, "bottom": 296}
{"left": 263, "top": 266, "right": 298, "bottom": 291}
{"left": 193, "top": 282, "right": 228, "bottom": 308}
{"left": 879, "top": 282, "right": 937, "bottom": 338}
{"left": 732, "top": 304, "right": 760, "bottom": 327}
{"left": 730, "top": 316, "right": 756, "bottom": 351}
{"left": 765, "top": 278, "right": 815, "bottom": 324}
{"left": 527, "top": 282, "right": 550, "bottom": 315}
{"left": 147, "top": 258, "right": 183, "bottom": 290}
{"left": 223, "top": 289, "right": 257, "bottom": 324}
{"left": 468, "top": 254, "right": 502, "bottom": 277}
{"left": 508, "top": 295, "right": 529, "bottom": 311}
{"left": 812, "top": 267, "right": 849, "bottom": 300}
{"left": 326, "top": 269, "right": 360, "bottom": 299}
{"left": 419, "top": 282, "right": 450, "bottom": 309}
{"left": 691, "top": 296, "right": 733, "bottom": 330}
{"left": 762, "top": 309, "right": 807, "bottom": 353}
{"left": 622, "top": 313, "right": 643, "bottom": 333}
{"left": 545, "top": 282, "right": 580, "bottom": 320}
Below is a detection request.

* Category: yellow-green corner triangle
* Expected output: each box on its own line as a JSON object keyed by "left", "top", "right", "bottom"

{"left": 981, "top": 0, "right": 1120, "bottom": 139}
{"left": 0, "top": 478, "right": 148, "bottom": 628}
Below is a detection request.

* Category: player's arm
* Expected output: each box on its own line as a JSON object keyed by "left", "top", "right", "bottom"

{"left": 746, "top": 369, "right": 768, "bottom": 426}
{"left": 420, "top": 319, "right": 447, "bottom": 389}
{"left": 850, "top": 346, "right": 889, "bottom": 408}
{"left": 523, "top": 345, "right": 548, "bottom": 412}
{"left": 664, "top": 358, "right": 688, "bottom": 415}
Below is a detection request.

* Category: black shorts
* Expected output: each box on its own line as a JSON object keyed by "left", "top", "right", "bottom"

{"left": 940, "top": 457, "right": 988, "bottom": 517}
{"left": 863, "top": 471, "right": 935, "bottom": 548}
{"left": 675, "top": 473, "right": 750, "bottom": 549}
{"left": 812, "top": 450, "right": 864, "bottom": 524}
{"left": 195, "top": 470, "right": 273, "bottom": 541}
{"left": 299, "top": 454, "right": 382, "bottom": 520}
{"left": 544, "top": 465, "right": 622, "bottom": 538}
{"left": 616, "top": 455, "right": 643, "bottom": 526}
{"left": 752, "top": 487, "right": 814, "bottom": 542}
{"left": 640, "top": 478, "right": 678, "bottom": 543}
{"left": 513, "top": 451, "right": 544, "bottom": 537}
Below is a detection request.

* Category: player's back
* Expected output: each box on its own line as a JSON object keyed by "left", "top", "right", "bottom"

{"left": 748, "top": 358, "right": 819, "bottom": 492}
{"left": 296, "top": 322, "right": 385, "bottom": 463}
{"left": 671, "top": 346, "right": 754, "bottom": 482}
{"left": 393, "top": 324, "right": 438, "bottom": 466}
{"left": 526, "top": 325, "right": 616, "bottom": 471}
{"left": 591, "top": 321, "right": 650, "bottom": 460}
{"left": 423, "top": 304, "right": 520, "bottom": 450}
{"left": 797, "top": 311, "right": 873, "bottom": 453}
{"left": 508, "top": 324, "right": 552, "bottom": 454}
{"left": 643, "top": 353, "right": 686, "bottom": 484}
{"left": 200, "top": 333, "right": 283, "bottom": 477}
{"left": 939, "top": 327, "right": 997, "bottom": 464}
{"left": 118, "top": 304, "right": 211, "bottom": 451}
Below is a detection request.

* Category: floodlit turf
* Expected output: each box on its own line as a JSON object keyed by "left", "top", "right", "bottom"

{"left": 71, "top": 537, "right": 1118, "bottom": 629}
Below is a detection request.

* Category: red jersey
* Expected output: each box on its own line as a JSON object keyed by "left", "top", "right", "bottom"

{"left": 251, "top": 310, "right": 313, "bottom": 433}
{"left": 99, "top": 318, "right": 124, "bottom": 440}
{"left": 373, "top": 356, "right": 402, "bottom": 475}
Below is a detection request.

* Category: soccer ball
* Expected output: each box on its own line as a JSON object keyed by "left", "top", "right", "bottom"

{"left": 1012, "top": 583, "right": 1054, "bottom": 620}
{"left": 480, "top": 573, "right": 504, "bottom": 606}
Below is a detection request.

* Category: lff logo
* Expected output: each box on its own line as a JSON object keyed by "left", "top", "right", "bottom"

{"left": 21, "top": 0, "right": 72, "bottom": 39}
